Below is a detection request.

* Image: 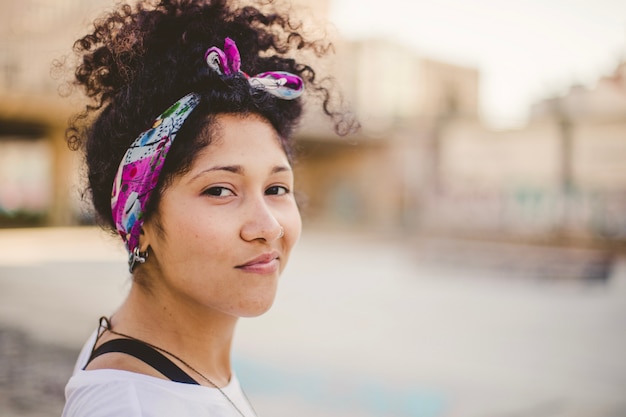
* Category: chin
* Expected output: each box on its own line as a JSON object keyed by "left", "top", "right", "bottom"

{"left": 237, "top": 296, "right": 276, "bottom": 318}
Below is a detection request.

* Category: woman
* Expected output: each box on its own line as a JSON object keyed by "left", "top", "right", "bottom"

{"left": 62, "top": 0, "right": 352, "bottom": 416}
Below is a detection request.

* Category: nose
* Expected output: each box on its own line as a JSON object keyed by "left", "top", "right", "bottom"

{"left": 240, "top": 196, "right": 283, "bottom": 242}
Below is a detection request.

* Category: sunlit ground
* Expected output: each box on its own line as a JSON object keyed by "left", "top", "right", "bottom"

{"left": 0, "top": 227, "right": 625, "bottom": 417}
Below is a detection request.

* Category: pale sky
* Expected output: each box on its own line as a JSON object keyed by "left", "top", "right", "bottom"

{"left": 329, "top": 0, "right": 626, "bottom": 128}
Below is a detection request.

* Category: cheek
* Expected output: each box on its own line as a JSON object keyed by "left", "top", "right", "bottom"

{"left": 180, "top": 212, "right": 228, "bottom": 249}
{"left": 283, "top": 204, "right": 302, "bottom": 250}
{"left": 160, "top": 202, "right": 226, "bottom": 257}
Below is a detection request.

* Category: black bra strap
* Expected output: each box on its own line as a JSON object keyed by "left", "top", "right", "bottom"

{"left": 84, "top": 338, "right": 199, "bottom": 385}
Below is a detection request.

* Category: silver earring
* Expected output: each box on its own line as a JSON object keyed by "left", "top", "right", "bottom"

{"left": 278, "top": 227, "right": 284, "bottom": 239}
{"left": 128, "top": 246, "right": 149, "bottom": 273}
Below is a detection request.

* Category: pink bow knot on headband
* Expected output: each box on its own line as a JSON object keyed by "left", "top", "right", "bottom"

{"left": 204, "top": 37, "right": 304, "bottom": 100}
{"left": 111, "top": 38, "right": 304, "bottom": 271}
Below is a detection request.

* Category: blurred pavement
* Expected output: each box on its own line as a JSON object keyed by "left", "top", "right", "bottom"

{"left": 1, "top": 227, "right": 625, "bottom": 417}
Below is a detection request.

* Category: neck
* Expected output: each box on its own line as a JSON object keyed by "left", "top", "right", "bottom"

{"left": 109, "top": 281, "right": 238, "bottom": 386}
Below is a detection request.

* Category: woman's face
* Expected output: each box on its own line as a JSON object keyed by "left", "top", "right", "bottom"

{"left": 142, "top": 113, "right": 301, "bottom": 318}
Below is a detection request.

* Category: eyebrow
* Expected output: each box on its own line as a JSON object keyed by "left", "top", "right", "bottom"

{"left": 189, "top": 164, "right": 291, "bottom": 182}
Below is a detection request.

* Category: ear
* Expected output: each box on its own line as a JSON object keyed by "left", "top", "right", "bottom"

{"left": 138, "top": 221, "right": 154, "bottom": 253}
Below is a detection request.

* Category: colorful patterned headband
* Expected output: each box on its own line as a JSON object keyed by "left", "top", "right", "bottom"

{"left": 111, "top": 38, "right": 304, "bottom": 271}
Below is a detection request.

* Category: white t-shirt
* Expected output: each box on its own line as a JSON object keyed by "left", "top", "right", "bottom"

{"left": 62, "top": 331, "right": 257, "bottom": 417}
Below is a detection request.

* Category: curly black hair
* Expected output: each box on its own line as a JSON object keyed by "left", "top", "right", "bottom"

{"left": 66, "top": 0, "right": 354, "bottom": 232}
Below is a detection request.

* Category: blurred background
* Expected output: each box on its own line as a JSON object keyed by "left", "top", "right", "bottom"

{"left": 1, "top": 0, "right": 626, "bottom": 416}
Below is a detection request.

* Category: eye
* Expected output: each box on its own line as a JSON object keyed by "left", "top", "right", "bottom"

{"left": 266, "top": 185, "right": 289, "bottom": 196}
{"left": 203, "top": 186, "right": 235, "bottom": 197}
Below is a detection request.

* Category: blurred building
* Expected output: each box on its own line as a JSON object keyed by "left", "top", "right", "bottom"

{"left": 0, "top": 0, "right": 109, "bottom": 226}
{"left": 420, "top": 61, "right": 626, "bottom": 246}
{"left": 296, "top": 38, "right": 480, "bottom": 232}
{"left": 296, "top": 29, "right": 626, "bottom": 247}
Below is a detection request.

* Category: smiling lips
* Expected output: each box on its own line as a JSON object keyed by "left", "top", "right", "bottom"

{"left": 236, "top": 251, "right": 280, "bottom": 274}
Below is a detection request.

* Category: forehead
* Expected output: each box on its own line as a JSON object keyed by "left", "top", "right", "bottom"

{"left": 190, "top": 113, "right": 290, "bottom": 169}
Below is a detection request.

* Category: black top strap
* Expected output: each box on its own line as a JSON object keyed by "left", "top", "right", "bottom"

{"left": 84, "top": 338, "right": 199, "bottom": 385}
